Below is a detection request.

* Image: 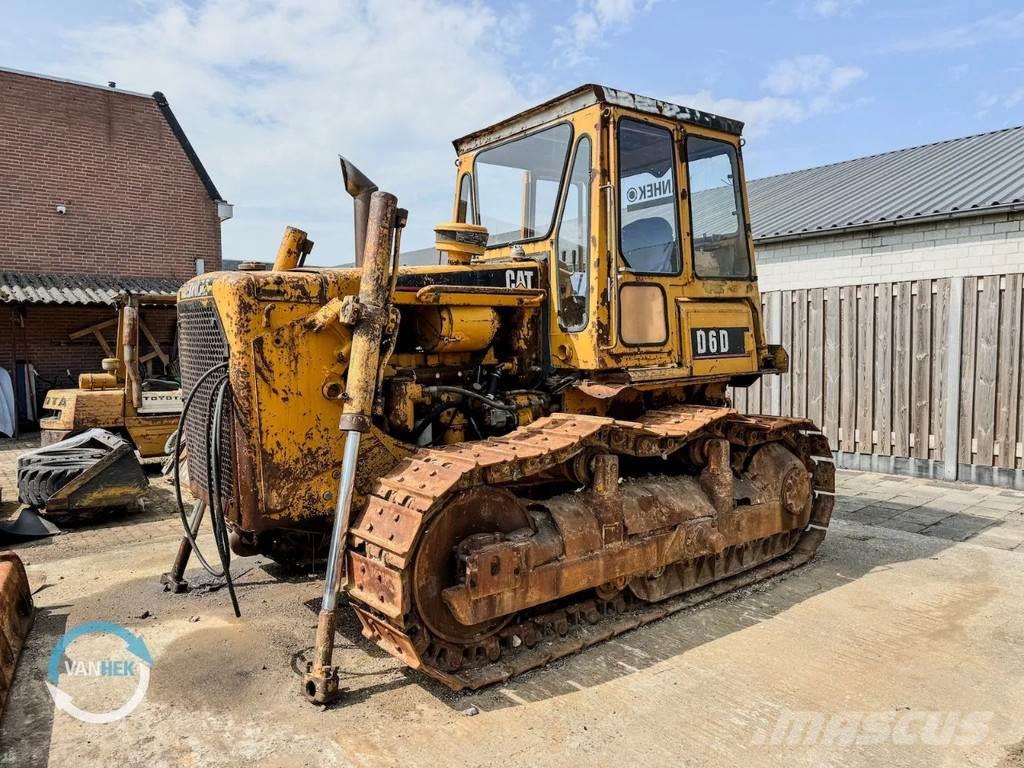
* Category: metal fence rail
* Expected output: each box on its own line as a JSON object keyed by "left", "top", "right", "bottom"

{"left": 732, "top": 274, "right": 1024, "bottom": 488}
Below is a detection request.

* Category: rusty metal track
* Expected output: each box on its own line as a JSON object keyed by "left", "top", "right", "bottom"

{"left": 346, "top": 405, "right": 834, "bottom": 690}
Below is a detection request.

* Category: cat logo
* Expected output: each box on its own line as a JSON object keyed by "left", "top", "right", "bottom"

{"left": 505, "top": 269, "right": 534, "bottom": 289}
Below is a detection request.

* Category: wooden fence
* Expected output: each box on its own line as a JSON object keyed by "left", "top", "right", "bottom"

{"left": 732, "top": 274, "right": 1024, "bottom": 485}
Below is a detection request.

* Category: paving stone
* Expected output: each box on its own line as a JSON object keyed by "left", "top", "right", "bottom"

{"left": 965, "top": 529, "right": 1024, "bottom": 551}
{"left": 876, "top": 517, "right": 929, "bottom": 534}
{"left": 921, "top": 516, "right": 997, "bottom": 542}
{"left": 855, "top": 506, "right": 903, "bottom": 525}
{"left": 875, "top": 500, "right": 916, "bottom": 512}
{"left": 970, "top": 497, "right": 1024, "bottom": 512}
{"left": 919, "top": 497, "right": 978, "bottom": 514}
{"left": 959, "top": 505, "right": 1013, "bottom": 521}
{"left": 894, "top": 507, "right": 954, "bottom": 527}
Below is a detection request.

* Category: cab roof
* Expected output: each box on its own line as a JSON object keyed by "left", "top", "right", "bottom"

{"left": 453, "top": 84, "right": 744, "bottom": 155}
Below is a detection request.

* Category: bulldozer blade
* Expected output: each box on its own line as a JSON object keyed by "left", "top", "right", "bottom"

{"left": 16, "top": 428, "right": 148, "bottom": 514}
{"left": 0, "top": 508, "right": 61, "bottom": 544}
{"left": 0, "top": 551, "right": 33, "bottom": 717}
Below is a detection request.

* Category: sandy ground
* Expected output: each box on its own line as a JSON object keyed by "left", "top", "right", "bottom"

{"left": 0, "top": 435, "right": 1022, "bottom": 768}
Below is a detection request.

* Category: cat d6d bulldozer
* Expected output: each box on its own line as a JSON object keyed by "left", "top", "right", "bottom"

{"left": 172, "top": 84, "right": 834, "bottom": 703}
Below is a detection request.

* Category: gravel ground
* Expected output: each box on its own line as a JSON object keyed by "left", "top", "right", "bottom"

{"left": 0, "top": 435, "right": 1022, "bottom": 768}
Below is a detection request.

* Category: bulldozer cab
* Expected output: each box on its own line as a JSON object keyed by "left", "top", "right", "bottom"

{"left": 451, "top": 84, "right": 773, "bottom": 381}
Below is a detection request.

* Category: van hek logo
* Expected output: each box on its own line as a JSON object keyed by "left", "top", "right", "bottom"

{"left": 46, "top": 621, "right": 153, "bottom": 723}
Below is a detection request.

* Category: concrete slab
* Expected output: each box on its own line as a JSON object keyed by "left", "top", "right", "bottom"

{"left": 0, "top": 448, "right": 1022, "bottom": 768}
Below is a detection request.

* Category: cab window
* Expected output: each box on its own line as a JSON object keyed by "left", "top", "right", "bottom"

{"left": 686, "top": 136, "right": 751, "bottom": 278}
{"left": 555, "top": 136, "right": 592, "bottom": 331}
{"left": 618, "top": 119, "right": 681, "bottom": 274}
{"left": 456, "top": 174, "right": 476, "bottom": 223}
{"left": 475, "top": 123, "right": 572, "bottom": 247}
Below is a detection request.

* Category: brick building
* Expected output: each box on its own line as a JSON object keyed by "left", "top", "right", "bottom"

{"left": 0, "top": 67, "right": 229, "bottom": 427}
{"left": 748, "top": 125, "right": 1024, "bottom": 291}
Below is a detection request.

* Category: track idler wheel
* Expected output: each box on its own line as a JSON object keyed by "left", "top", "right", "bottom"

{"left": 412, "top": 487, "right": 531, "bottom": 647}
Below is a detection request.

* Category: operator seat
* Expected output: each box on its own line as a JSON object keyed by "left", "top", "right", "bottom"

{"left": 622, "top": 217, "right": 677, "bottom": 273}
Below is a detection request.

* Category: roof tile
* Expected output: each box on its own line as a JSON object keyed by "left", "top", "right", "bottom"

{"left": 0, "top": 272, "right": 180, "bottom": 306}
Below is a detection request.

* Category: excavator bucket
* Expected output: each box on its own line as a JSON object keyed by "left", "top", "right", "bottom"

{"left": 0, "top": 551, "right": 33, "bottom": 716}
{"left": 16, "top": 429, "right": 148, "bottom": 515}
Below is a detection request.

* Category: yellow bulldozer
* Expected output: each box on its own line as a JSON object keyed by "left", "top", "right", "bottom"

{"left": 169, "top": 84, "right": 834, "bottom": 703}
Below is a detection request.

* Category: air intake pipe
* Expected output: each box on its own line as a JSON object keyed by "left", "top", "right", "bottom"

{"left": 339, "top": 156, "right": 378, "bottom": 267}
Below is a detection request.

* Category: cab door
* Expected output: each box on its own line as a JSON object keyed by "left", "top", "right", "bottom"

{"left": 605, "top": 111, "right": 763, "bottom": 379}
{"left": 607, "top": 114, "right": 685, "bottom": 368}
{"left": 548, "top": 133, "right": 596, "bottom": 367}
{"left": 676, "top": 129, "right": 764, "bottom": 379}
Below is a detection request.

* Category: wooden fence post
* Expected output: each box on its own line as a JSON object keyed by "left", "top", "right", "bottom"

{"left": 943, "top": 276, "right": 964, "bottom": 481}
{"left": 769, "top": 291, "right": 783, "bottom": 416}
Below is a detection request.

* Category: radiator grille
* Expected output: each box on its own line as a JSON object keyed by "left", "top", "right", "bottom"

{"left": 178, "top": 300, "right": 234, "bottom": 500}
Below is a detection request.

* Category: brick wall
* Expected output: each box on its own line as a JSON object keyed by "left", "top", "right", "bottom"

{"left": 755, "top": 211, "right": 1024, "bottom": 292}
{"left": 1, "top": 304, "right": 177, "bottom": 413}
{"left": 0, "top": 69, "right": 221, "bottom": 280}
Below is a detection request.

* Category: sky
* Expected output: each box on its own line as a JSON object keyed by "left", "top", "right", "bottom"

{"left": 3, "top": 0, "right": 1024, "bottom": 265}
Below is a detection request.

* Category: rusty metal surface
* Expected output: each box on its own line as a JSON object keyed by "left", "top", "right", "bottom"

{"left": 0, "top": 551, "right": 33, "bottom": 716}
{"left": 344, "top": 408, "right": 834, "bottom": 690}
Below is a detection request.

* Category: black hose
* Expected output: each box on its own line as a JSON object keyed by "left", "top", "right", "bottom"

{"left": 209, "top": 376, "right": 240, "bottom": 617}
{"left": 410, "top": 403, "right": 463, "bottom": 442}
{"left": 421, "top": 385, "right": 519, "bottom": 413}
{"left": 172, "top": 363, "right": 227, "bottom": 576}
{"left": 170, "top": 361, "right": 242, "bottom": 616}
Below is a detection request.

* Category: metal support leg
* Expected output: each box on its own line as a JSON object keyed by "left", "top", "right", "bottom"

{"left": 302, "top": 189, "right": 400, "bottom": 705}
{"left": 303, "top": 433, "right": 361, "bottom": 703}
{"left": 161, "top": 500, "right": 206, "bottom": 593}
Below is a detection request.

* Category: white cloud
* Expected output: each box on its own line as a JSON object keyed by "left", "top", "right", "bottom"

{"left": 557, "top": 0, "right": 656, "bottom": 64}
{"left": 889, "top": 10, "right": 1024, "bottom": 53}
{"left": 63, "top": 0, "right": 537, "bottom": 263}
{"left": 976, "top": 86, "right": 1024, "bottom": 118}
{"left": 762, "top": 55, "right": 865, "bottom": 97}
{"left": 675, "top": 55, "right": 865, "bottom": 137}
{"left": 671, "top": 92, "right": 806, "bottom": 137}
{"left": 810, "top": 0, "right": 862, "bottom": 18}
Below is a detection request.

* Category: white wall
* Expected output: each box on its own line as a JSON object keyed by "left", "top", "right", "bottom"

{"left": 754, "top": 211, "right": 1024, "bottom": 292}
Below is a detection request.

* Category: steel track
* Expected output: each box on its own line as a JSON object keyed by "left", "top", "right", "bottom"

{"left": 346, "top": 406, "right": 835, "bottom": 690}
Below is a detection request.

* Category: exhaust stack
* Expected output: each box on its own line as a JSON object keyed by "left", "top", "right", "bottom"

{"left": 339, "top": 156, "right": 378, "bottom": 266}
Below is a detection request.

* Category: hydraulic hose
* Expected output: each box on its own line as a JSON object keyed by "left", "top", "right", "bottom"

{"left": 208, "top": 375, "right": 240, "bottom": 617}
{"left": 421, "top": 385, "right": 520, "bottom": 414}
{"left": 172, "top": 363, "right": 227, "bottom": 576}
{"left": 170, "top": 361, "right": 241, "bottom": 616}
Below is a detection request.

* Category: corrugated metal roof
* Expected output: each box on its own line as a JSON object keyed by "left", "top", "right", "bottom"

{"left": 0, "top": 272, "right": 181, "bottom": 306}
{"left": 746, "top": 125, "right": 1024, "bottom": 242}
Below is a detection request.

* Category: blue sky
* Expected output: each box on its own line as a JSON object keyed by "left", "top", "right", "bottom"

{"left": 3, "top": 0, "right": 1023, "bottom": 263}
